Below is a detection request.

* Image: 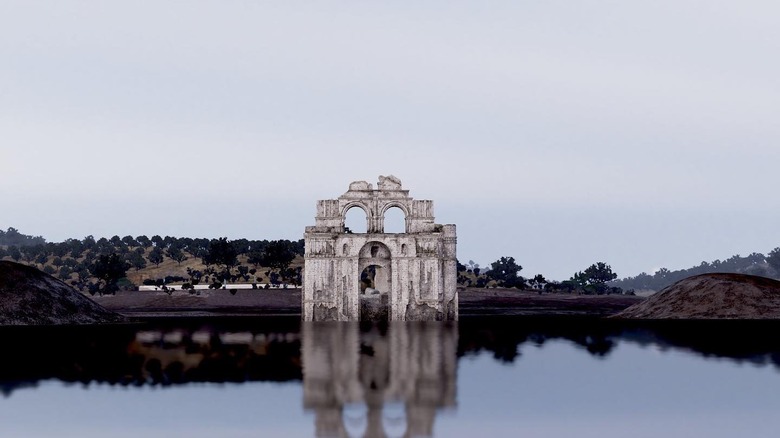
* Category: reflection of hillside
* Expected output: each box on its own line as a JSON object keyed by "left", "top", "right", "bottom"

{"left": 0, "top": 320, "right": 303, "bottom": 396}
{"left": 4, "top": 318, "right": 780, "bottom": 400}
{"left": 128, "top": 328, "right": 301, "bottom": 384}
{"left": 458, "top": 317, "right": 780, "bottom": 369}
{"left": 302, "top": 323, "right": 457, "bottom": 438}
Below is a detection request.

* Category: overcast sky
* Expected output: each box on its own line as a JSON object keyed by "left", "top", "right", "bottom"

{"left": 2, "top": 1, "right": 779, "bottom": 280}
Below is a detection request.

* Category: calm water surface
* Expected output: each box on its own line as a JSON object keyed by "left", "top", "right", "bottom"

{"left": 1, "top": 318, "right": 780, "bottom": 437}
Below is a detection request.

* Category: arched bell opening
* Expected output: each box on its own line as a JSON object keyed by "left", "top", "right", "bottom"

{"left": 344, "top": 204, "right": 369, "bottom": 234}
{"left": 382, "top": 205, "right": 407, "bottom": 233}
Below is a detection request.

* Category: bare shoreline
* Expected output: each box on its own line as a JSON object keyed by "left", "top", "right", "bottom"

{"left": 92, "top": 287, "right": 643, "bottom": 318}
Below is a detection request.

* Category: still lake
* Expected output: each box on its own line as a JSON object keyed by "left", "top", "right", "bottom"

{"left": 1, "top": 317, "right": 780, "bottom": 437}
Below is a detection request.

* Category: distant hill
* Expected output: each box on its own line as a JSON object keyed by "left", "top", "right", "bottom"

{"left": 611, "top": 252, "right": 780, "bottom": 292}
{"left": 0, "top": 228, "right": 304, "bottom": 294}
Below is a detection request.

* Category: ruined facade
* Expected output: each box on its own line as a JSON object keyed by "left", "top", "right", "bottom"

{"left": 303, "top": 176, "right": 458, "bottom": 321}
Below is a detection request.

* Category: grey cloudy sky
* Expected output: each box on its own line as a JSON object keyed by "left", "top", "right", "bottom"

{"left": 2, "top": 1, "right": 779, "bottom": 280}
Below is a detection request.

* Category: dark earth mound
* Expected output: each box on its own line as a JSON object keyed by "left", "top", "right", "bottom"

{"left": 615, "top": 273, "right": 780, "bottom": 319}
{"left": 0, "top": 261, "right": 124, "bottom": 325}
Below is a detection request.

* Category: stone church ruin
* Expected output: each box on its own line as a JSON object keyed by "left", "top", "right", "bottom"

{"left": 303, "top": 176, "right": 458, "bottom": 321}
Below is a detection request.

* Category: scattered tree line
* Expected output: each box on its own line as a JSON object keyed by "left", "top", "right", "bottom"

{"left": 611, "top": 249, "right": 780, "bottom": 292}
{"left": 457, "top": 256, "right": 627, "bottom": 295}
{"left": 10, "top": 227, "right": 779, "bottom": 296}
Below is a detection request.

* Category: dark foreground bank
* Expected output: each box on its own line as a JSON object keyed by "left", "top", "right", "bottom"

{"left": 0, "top": 261, "right": 123, "bottom": 324}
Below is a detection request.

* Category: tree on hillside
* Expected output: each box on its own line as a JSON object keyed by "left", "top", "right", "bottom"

{"left": 582, "top": 262, "right": 618, "bottom": 284}
{"left": 767, "top": 248, "right": 780, "bottom": 274}
{"left": 486, "top": 256, "right": 524, "bottom": 288}
{"left": 58, "top": 266, "right": 71, "bottom": 280}
{"left": 21, "top": 248, "right": 35, "bottom": 265}
{"left": 572, "top": 262, "right": 618, "bottom": 294}
{"left": 162, "top": 236, "right": 177, "bottom": 249}
{"left": 136, "top": 235, "right": 152, "bottom": 248}
{"left": 205, "top": 238, "right": 238, "bottom": 271}
{"left": 166, "top": 246, "right": 188, "bottom": 264}
{"left": 82, "top": 251, "right": 97, "bottom": 265}
{"left": 82, "top": 235, "right": 97, "bottom": 251}
{"left": 90, "top": 253, "right": 129, "bottom": 295}
{"left": 260, "top": 240, "right": 296, "bottom": 276}
{"left": 96, "top": 237, "right": 112, "bottom": 255}
{"left": 247, "top": 249, "right": 264, "bottom": 268}
{"left": 148, "top": 246, "right": 164, "bottom": 267}
{"left": 230, "top": 238, "right": 251, "bottom": 255}
{"left": 72, "top": 264, "right": 91, "bottom": 291}
{"left": 49, "top": 242, "right": 68, "bottom": 258}
{"left": 188, "top": 238, "right": 210, "bottom": 260}
{"left": 66, "top": 239, "right": 85, "bottom": 258}
{"left": 127, "top": 249, "right": 147, "bottom": 271}
{"left": 35, "top": 252, "right": 49, "bottom": 266}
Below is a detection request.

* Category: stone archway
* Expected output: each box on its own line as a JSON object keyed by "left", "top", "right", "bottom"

{"left": 381, "top": 203, "right": 408, "bottom": 233}
{"left": 358, "top": 242, "right": 392, "bottom": 321}
{"left": 342, "top": 202, "right": 370, "bottom": 234}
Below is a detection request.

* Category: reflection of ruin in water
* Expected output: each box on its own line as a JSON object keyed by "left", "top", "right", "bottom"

{"left": 5, "top": 320, "right": 780, "bottom": 400}
{"left": 302, "top": 322, "right": 457, "bottom": 438}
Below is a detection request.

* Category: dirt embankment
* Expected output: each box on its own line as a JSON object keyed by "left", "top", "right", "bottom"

{"left": 615, "top": 273, "right": 780, "bottom": 319}
{"left": 0, "top": 261, "right": 124, "bottom": 325}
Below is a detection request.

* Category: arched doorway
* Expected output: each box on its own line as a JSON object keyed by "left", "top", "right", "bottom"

{"left": 358, "top": 242, "right": 392, "bottom": 321}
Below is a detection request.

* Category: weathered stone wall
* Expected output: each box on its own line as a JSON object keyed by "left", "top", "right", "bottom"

{"left": 303, "top": 176, "right": 458, "bottom": 321}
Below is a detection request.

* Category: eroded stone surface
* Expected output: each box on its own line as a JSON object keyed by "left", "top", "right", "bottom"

{"left": 303, "top": 176, "right": 458, "bottom": 321}
{"left": 360, "top": 294, "right": 389, "bottom": 321}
